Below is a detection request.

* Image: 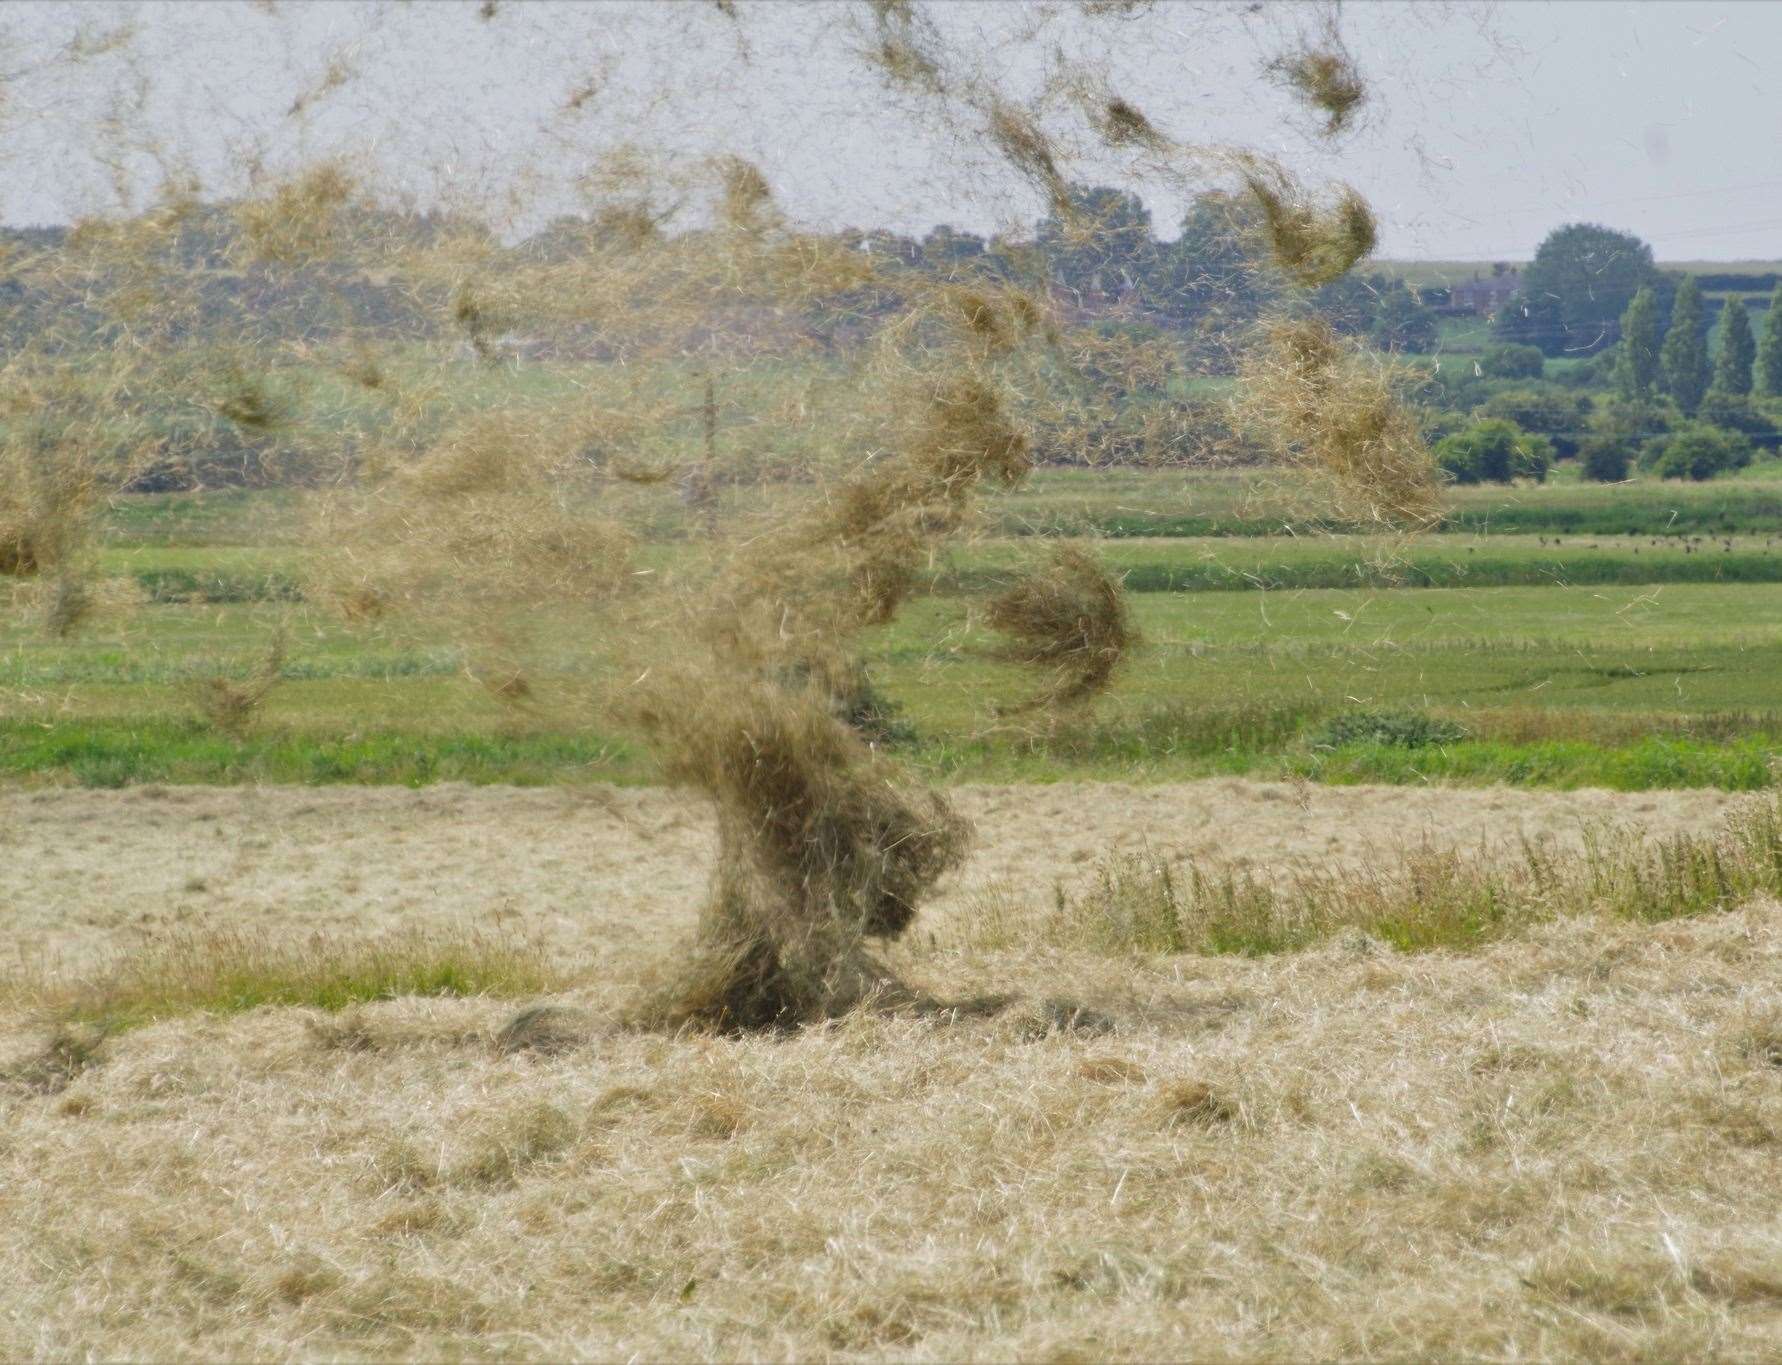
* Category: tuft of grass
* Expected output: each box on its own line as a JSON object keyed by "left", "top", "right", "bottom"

{"left": 1040, "top": 793, "right": 1782, "bottom": 957}
{"left": 1267, "top": 40, "right": 1366, "bottom": 136}
{"left": 15, "top": 926, "right": 573, "bottom": 1033}
{"left": 987, "top": 545, "right": 1132, "bottom": 708}
{"left": 1238, "top": 162, "right": 1378, "bottom": 288}
{"left": 189, "top": 632, "right": 286, "bottom": 736}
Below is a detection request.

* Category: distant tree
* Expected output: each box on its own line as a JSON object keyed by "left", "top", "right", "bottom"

{"left": 920, "top": 224, "right": 986, "bottom": 268}
{"left": 1418, "top": 361, "right": 1490, "bottom": 415}
{"left": 1037, "top": 184, "right": 1157, "bottom": 303}
{"left": 1475, "top": 386, "right": 1593, "bottom": 458}
{"left": 1617, "top": 286, "right": 1662, "bottom": 402}
{"left": 1650, "top": 423, "right": 1753, "bottom": 481}
{"left": 1150, "top": 191, "right": 1276, "bottom": 364}
{"left": 1577, "top": 435, "right": 1631, "bottom": 482}
{"left": 1714, "top": 295, "right": 1756, "bottom": 396}
{"left": 1758, "top": 285, "right": 1782, "bottom": 397}
{"left": 1433, "top": 418, "right": 1552, "bottom": 485}
{"left": 1548, "top": 344, "right": 1617, "bottom": 391}
{"left": 1698, "top": 390, "right": 1782, "bottom": 452}
{"left": 1478, "top": 343, "right": 1544, "bottom": 381}
{"left": 1659, "top": 276, "right": 1709, "bottom": 415}
{"left": 1597, "top": 395, "right": 1680, "bottom": 468}
{"left": 1499, "top": 223, "right": 1667, "bottom": 356}
{"left": 1368, "top": 283, "right": 1437, "bottom": 353}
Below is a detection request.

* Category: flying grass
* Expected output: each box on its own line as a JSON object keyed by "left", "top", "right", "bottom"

{"left": 1268, "top": 39, "right": 1367, "bottom": 137}
{"left": 1236, "top": 316, "right": 1441, "bottom": 528}
{"left": 987, "top": 544, "right": 1133, "bottom": 708}
{"left": 189, "top": 630, "right": 286, "bottom": 736}
{"left": 0, "top": 0, "right": 1432, "bottom": 1040}
{"left": 1238, "top": 162, "right": 1378, "bottom": 287}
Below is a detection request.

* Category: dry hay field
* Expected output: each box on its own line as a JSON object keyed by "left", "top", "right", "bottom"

{"left": 5, "top": 778, "right": 1782, "bottom": 1361}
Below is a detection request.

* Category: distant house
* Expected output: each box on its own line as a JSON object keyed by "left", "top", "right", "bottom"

{"left": 1447, "top": 266, "right": 1524, "bottom": 315}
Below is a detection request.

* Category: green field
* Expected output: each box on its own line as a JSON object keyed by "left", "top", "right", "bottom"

{"left": 992, "top": 466, "right": 1782, "bottom": 538}
{"left": 4, "top": 471, "right": 1780, "bottom": 791}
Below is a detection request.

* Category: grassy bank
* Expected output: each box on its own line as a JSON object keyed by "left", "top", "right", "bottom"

{"left": 5, "top": 711, "right": 1774, "bottom": 791}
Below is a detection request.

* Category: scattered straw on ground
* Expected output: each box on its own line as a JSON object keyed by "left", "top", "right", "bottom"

{"left": 2, "top": 838, "right": 1777, "bottom": 1358}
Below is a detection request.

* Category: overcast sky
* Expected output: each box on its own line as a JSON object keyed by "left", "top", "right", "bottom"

{"left": 3, "top": 0, "right": 1779, "bottom": 262}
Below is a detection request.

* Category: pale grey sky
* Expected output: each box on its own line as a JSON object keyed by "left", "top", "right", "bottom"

{"left": 3, "top": 0, "right": 1780, "bottom": 261}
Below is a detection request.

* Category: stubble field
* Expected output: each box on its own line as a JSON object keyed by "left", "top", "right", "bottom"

{"left": 5, "top": 779, "right": 1782, "bottom": 1359}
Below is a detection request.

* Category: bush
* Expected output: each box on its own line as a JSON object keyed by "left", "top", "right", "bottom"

{"left": 1577, "top": 436, "right": 1631, "bottom": 483}
{"left": 1514, "top": 433, "right": 1553, "bottom": 483}
{"left": 1698, "top": 391, "right": 1782, "bottom": 453}
{"left": 1418, "top": 407, "right": 1466, "bottom": 446}
{"left": 1433, "top": 418, "right": 1553, "bottom": 485}
{"left": 1414, "top": 361, "right": 1490, "bottom": 414}
{"left": 1596, "top": 398, "right": 1679, "bottom": 469}
{"left": 1550, "top": 346, "right": 1617, "bottom": 390}
{"left": 1479, "top": 343, "right": 1544, "bottom": 381}
{"left": 1476, "top": 385, "right": 1592, "bottom": 458}
{"left": 1651, "top": 423, "right": 1755, "bottom": 482}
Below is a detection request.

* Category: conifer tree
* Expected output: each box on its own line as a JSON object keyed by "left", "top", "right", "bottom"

{"left": 1616, "top": 286, "right": 1661, "bottom": 402}
{"left": 1714, "top": 295, "right": 1756, "bottom": 396}
{"left": 1661, "top": 275, "right": 1709, "bottom": 414}
{"left": 1754, "top": 285, "right": 1782, "bottom": 397}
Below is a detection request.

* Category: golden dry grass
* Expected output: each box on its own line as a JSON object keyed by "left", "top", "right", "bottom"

{"left": 1235, "top": 316, "right": 1443, "bottom": 529}
{"left": 1, "top": 880, "right": 1778, "bottom": 1356}
{"left": 6, "top": 7, "right": 1732, "bottom": 1353}
{"left": 0, "top": 780, "right": 1745, "bottom": 973}
{"left": 4, "top": 781, "right": 1780, "bottom": 1358}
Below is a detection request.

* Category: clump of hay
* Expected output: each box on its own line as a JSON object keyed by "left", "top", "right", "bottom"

{"left": 233, "top": 161, "right": 358, "bottom": 266}
{"left": 42, "top": 573, "right": 94, "bottom": 639}
{"left": 820, "top": 371, "right": 1031, "bottom": 623}
{"left": 0, "top": 423, "right": 118, "bottom": 635}
{"left": 989, "top": 545, "right": 1132, "bottom": 708}
{"left": 860, "top": 0, "right": 947, "bottom": 96}
{"left": 988, "top": 100, "right": 1072, "bottom": 221}
{"left": 590, "top": 201, "right": 659, "bottom": 251}
{"left": 934, "top": 284, "right": 1047, "bottom": 359}
{"left": 494, "top": 1004, "right": 596, "bottom": 1056}
{"left": 629, "top": 678, "right": 969, "bottom": 1032}
{"left": 715, "top": 156, "right": 775, "bottom": 233}
{"left": 1268, "top": 40, "right": 1366, "bottom": 136}
{"left": 1236, "top": 316, "right": 1442, "bottom": 528}
{"left": 451, "top": 284, "right": 499, "bottom": 364}
{"left": 0, "top": 432, "right": 96, "bottom": 581}
{"left": 621, "top": 356, "right": 1048, "bottom": 1031}
{"left": 335, "top": 348, "right": 386, "bottom": 391}
{"left": 1238, "top": 161, "right": 1376, "bottom": 287}
{"left": 286, "top": 51, "right": 356, "bottom": 119}
{"left": 309, "top": 411, "right": 637, "bottom": 623}
{"left": 1094, "top": 96, "right": 1167, "bottom": 151}
{"left": 191, "top": 633, "right": 286, "bottom": 736}
{"left": 214, "top": 362, "right": 292, "bottom": 432}
{"left": 1, "top": 1024, "right": 108, "bottom": 1097}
